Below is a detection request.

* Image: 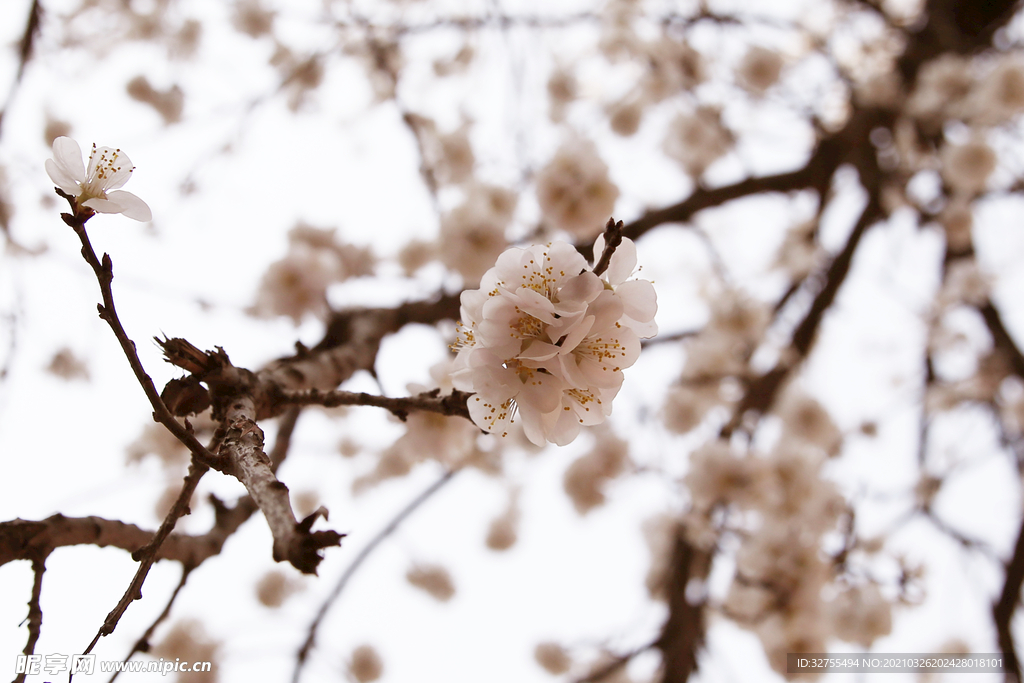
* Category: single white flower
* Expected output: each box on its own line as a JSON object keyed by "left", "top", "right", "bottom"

{"left": 45, "top": 136, "right": 152, "bottom": 221}
{"left": 451, "top": 234, "right": 656, "bottom": 446}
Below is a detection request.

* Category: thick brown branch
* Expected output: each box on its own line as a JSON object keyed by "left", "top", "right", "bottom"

{"left": 608, "top": 102, "right": 894, "bottom": 261}
{"left": 621, "top": 168, "right": 821, "bottom": 248}
{"left": 259, "top": 293, "right": 461, "bottom": 393}
{"left": 0, "top": 514, "right": 198, "bottom": 568}
{"left": 217, "top": 390, "right": 342, "bottom": 574}
{"left": 155, "top": 296, "right": 465, "bottom": 574}
{"left": 981, "top": 300, "right": 1024, "bottom": 682}
{"left": 0, "top": 484, "right": 268, "bottom": 574}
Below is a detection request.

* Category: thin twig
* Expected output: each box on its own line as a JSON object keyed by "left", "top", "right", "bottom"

{"left": 108, "top": 566, "right": 194, "bottom": 683}
{"left": 291, "top": 468, "right": 458, "bottom": 683}
{"left": 60, "top": 202, "right": 222, "bottom": 470}
{"left": 591, "top": 219, "right": 623, "bottom": 277}
{"left": 83, "top": 460, "right": 210, "bottom": 655}
{"left": 14, "top": 556, "right": 47, "bottom": 683}
{"left": 277, "top": 387, "right": 472, "bottom": 423}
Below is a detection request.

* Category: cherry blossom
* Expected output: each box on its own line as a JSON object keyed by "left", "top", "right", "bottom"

{"left": 451, "top": 235, "right": 656, "bottom": 446}
{"left": 45, "top": 136, "right": 152, "bottom": 221}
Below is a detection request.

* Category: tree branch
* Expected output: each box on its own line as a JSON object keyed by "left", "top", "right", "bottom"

{"left": 13, "top": 556, "right": 47, "bottom": 683}
{"left": 61, "top": 208, "right": 223, "bottom": 471}
{"left": 722, "top": 192, "right": 884, "bottom": 435}
{"left": 276, "top": 387, "right": 472, "bottom": 422}
{"left": 83, "top": 460, "right": 210, "bottom": 653}
{"left": 0, "top": 0, "right": 42, "bottom": 139}
{"left": 995, "top": 514, "right": 1024, "bottom": 683}
{"left": 656, "top": 528, "right": 711, "bottom": 683}
{"left": 292, "top": 468, "right": 457, "bottom": 683}
{"left": 108, "top": 566, "right": 194, "bottom": 683}
{"left": 212, "top": 375, "right": 343, "bottom": 574}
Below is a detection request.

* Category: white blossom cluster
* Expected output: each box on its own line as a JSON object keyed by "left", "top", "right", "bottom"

{"left": 451, "top": 234, "right": 656, "bottom": 446}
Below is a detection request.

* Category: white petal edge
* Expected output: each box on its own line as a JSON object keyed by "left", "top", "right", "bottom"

{"left": 52, "top": 137, "right": 85, "bottom": 181}
{"left": 45, "top": 159, "right": 81, "bottom": 195}
{"left": 83, "top": 191, "right": 152, "bottom": 221}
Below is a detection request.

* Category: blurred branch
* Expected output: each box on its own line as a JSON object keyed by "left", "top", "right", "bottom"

{"left": 0, "top": 0, "right": 42, "bottom": 139}
{"left": 979, "top": 300, "right": 1024, "bottom": 683}
{"left": 574, "top": 640, "right": 658, "bottom": 683}
{"left": 269, "top": 407, "right": 302, "bottom": 471}
{"left": 656, "top": 528, "right": 712, "bottom": 683}
{"left": 292, "top": 468, "right": 458, "bottom": 683}
{"left": 608, "top": 104, "right": 892, "bottom": 262}
{"left": 897, "top": 0, "right": 1023, "bottom": 84}
{"left": 979, "top": 301, "right": 1024, "bottom": 380}
{"left": 723, "top": 191, "right": 885, "bottom": 435}
{"left": 995, "top": 514, "right": 1024, "bottom": 683}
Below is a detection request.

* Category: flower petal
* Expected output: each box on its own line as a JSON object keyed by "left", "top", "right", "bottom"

{"left": 588, "top": 290, "right": 625, "bottom": 332}
{"left": 52, "top": 137, "right": 85, "bottom": 181}
{"left": 557, "top": 272, "right": 603, "bottom": 307}
{"left": 604, "top": 237, "right": 637, "bottom": 285}
{"left": 83, "top": 191, "right": 152, "bottom": 221}
{"left": 557, "top": 353, "right": 590, "bottom": 389}
{"left": 616, "top": 279, "right": 657, "bottom": 323}
{"left": 623, "top": 316, "right": 658, "bottom": 338}
{"left": 107, "top": 190, "right": 152, "bottom": 221}
{"left": 467, "top": 391, "right": 515, "bottom": 436}
{"left": 578, "top": 356, "right": 625, "bottom": 389}
{"left": 87, "top": 146, "right": 134, "bottom": 190}
{"left": 45, "top": 158, "right": 81, "bottom": 195}
{"left": 547, "top": 407, "right": 582, "bottom": 446}
{"left": 516, "top": 368, "right": 563, "bottom": 414}
{"left": 558, "top": 314, "right": 595, "bottom": 354}
{"left": 519, "top": 340, "right": 560, "bottom": 362}
{"left": 517, "top": 402, "right": 550, "bottom": 446}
